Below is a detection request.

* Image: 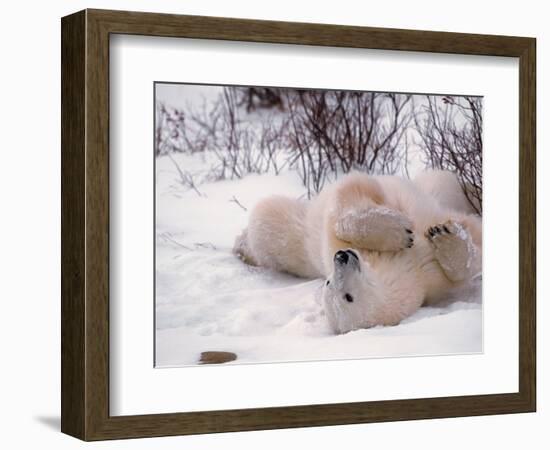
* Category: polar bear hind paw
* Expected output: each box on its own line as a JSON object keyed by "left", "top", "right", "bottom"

{"left": 233, "top": 228, "right": 258, "bottom": 266}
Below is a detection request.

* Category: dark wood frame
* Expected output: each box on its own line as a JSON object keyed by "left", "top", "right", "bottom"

{"left": 61, "top": 8, "right": 536, "bottom": 441}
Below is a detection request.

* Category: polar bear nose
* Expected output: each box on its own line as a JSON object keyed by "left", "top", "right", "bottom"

{"left": 334, "top": 250, "right": 349, "bottom": 264}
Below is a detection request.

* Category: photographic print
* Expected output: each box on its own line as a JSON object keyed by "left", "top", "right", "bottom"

{"left": 154, "top": 83, "right": 483, "bottom": 367}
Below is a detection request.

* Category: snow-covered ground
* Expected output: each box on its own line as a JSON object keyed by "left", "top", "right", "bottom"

{"left": 155, "top": 151, "right": 482, "bottom": 367}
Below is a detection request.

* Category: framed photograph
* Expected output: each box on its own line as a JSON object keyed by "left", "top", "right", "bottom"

{"left": 61, "top": 9, "right": 536, "bottom": 441}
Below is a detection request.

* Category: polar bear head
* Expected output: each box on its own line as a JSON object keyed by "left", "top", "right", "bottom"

{"left": 321, "top": 249, "right": 383, "bottom": 334}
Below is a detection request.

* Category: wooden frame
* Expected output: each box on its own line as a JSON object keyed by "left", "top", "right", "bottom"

{"left": 61, "top": 8, "right": 536, "bottom": 441}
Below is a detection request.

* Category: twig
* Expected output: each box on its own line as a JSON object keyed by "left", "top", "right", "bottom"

{"left": 229, "top": 195, "right": 247, "bottom": 211}
{"left": 194, "top": 242, "right": 217, "bottom": 250}
{"left": 158, "top": 232, "right": 192, "bottom": 250}
{"left": 167, "top": 153, "right": 205, "bottom": 197}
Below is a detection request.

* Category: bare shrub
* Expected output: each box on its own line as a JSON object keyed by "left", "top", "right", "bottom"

{"left": 233, "top": 87, "right": 285, "bottom": 112}
{"left": 415, "top": 96, "right": 483, "bottom": 214}
{"left": 155, "top": 103, "right": 186, "bottom": 156}
{"left": 282, "top": 90, "right": 413, "bottom": 196}
{"left": 170, "top": 88, "right": 286, "bottom": 181}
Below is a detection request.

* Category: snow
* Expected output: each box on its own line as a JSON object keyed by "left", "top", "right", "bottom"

{"left": 155, "top": 151, "right": 482, "bottom": 367}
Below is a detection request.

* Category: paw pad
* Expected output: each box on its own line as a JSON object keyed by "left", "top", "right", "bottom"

{"left": 406, "top": 230, "right": 414, "bottom": 248}
{"left": 425, "top": 223, "right": 452, "bottom": 240}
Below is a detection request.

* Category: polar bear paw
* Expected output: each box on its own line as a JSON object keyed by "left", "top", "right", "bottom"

{"left": 233, "top": 228, "right": 258, "bottom": 266}
{"left": 426, "top": 220, "right": 477, "bottom": 282}
{"left": 335, "top": 207, "right": 415, "bottom": 252}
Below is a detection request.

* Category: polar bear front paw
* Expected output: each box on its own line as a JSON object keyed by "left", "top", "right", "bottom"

{"left": 335, "top": 207, "right": 415, "bottom": 252}
{"left": 426, "top": 220, "right": 477, "bottom": 282}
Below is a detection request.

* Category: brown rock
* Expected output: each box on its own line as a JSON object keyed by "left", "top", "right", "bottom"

{"left": 199, "top": 351, "right": 237, "bottom": 365}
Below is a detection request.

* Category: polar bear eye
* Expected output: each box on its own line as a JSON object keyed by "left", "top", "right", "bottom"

{"left": 326, "top": 280, "right": 330, "bottom": 286}
{"left": 344, "top": 293, "right": 354, "bottom": 303}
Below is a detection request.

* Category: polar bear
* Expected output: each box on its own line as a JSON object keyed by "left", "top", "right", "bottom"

{"left": 233, "top": 170, "right": 482, "bottom": 334}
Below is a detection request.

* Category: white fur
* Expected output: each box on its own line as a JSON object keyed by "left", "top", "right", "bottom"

{"left": 234, "top": 170, "right": 482, "bottom": 334}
